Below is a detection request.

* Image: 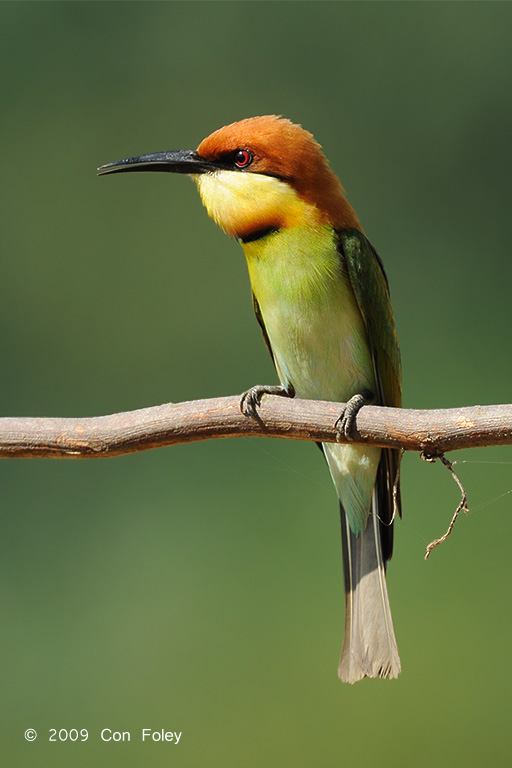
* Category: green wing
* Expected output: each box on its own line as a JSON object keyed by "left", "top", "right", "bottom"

{"left": 338, "top": 228, "right": 402, "bottom": 540}
{"left": 337, "top": 228, "right": 402, "bottom": 410}
{"left": 252, "top": 292, "right": 275, "bottom": 365}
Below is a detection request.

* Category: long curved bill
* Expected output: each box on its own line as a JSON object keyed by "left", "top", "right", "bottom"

{"left": 97, "top": 150, "right": 217, "bottom": 176}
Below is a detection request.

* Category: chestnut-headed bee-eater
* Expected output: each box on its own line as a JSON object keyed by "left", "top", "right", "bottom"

{"left": 98, "top": 116, "right": 402, "bottom": 683}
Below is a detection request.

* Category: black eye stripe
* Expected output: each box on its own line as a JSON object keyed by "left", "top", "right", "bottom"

{"left": 206, "top": 149, "right": 295, "bottom": 181}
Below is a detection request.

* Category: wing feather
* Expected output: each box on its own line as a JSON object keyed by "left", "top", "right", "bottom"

{"left": 337, "top": 229, "right": 402, "bottom": 555}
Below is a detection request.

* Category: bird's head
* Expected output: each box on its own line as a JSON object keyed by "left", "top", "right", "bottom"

{"left": 98, "top": 115, "right": 360, "bottom": 241}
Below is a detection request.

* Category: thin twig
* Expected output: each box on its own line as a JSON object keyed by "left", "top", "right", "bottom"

{"left": 423, "top": 453, "right": 470, "bottom": 559}
{"left": 392, "top": 448, "right": 404, "bottom": 524}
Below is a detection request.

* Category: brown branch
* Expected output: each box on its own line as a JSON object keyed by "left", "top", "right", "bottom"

{"left": 0, "top": 396, "right": 511, "bottom": 459}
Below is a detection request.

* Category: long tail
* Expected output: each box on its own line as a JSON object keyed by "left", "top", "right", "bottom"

{"left": 338, "top": 491, "right": 401, "bottom": 684}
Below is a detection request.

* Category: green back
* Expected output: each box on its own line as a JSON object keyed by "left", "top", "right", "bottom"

{"left": 338, "top": 228, "right": 403, "bottom": 547}
{"left": 338, "top": 228, "right": 402, "bottom": 410}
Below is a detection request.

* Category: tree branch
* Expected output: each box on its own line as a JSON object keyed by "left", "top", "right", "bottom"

{"left": 0, "top": 396, "right": 511, "bottom": 459}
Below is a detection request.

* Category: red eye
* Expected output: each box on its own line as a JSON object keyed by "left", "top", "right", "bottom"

{"left": 234, "top": 149, "right": 253, "bottom": 168}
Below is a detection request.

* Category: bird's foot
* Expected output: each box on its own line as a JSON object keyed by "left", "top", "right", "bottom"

{"left": 240, "top": 384, "right": 295, "bottom": 418}
{"left": 335, "top": 390, "right": 374, "bottom": 441}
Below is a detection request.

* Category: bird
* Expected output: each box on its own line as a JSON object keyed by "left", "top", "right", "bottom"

{"left": 98, "top": 116, "right": 402, "bottom": 683}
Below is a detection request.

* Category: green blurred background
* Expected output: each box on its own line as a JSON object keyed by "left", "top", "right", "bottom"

{"left": 1, "top": 2, "right": 512, "bottom": 766}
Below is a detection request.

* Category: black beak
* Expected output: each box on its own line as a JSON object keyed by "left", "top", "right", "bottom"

{"left": 97, "top": 149, "right": 217, "bottom": 176}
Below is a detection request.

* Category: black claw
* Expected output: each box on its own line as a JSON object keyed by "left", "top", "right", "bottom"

{"left": 240, "top": 384, "right": 295, "bottom": 418}
{"left": 335, "top": 390, "right": 374, "bottom": 441}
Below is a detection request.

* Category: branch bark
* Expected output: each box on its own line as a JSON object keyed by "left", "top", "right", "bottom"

{"left": 0, "top": 396, "right": 511, "bottom": 459}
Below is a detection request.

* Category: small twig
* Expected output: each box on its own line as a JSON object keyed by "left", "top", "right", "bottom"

{"left": 392, "top": 448, "right": 404, "bottom": 523}
{"left": 422, "top": 453, "right": 470, "bottom": 559}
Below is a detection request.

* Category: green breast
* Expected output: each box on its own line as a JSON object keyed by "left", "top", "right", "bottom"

{"left": 243, "top": 223, "right": 380, "bottom": 533}
{"left": 243, "top": 224, "right": 376, "bottom": 402}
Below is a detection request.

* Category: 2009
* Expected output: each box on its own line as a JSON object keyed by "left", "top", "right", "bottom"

{"left": 49, "top": 729, "right": 88, "bottom": 742}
